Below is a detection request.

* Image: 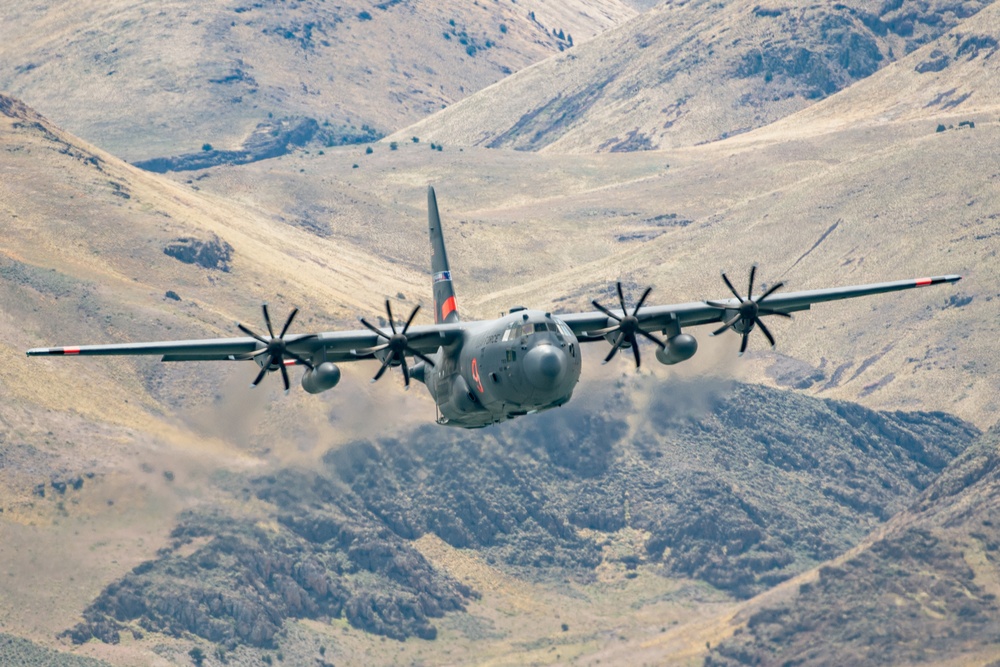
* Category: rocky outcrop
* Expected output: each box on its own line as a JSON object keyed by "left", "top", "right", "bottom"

{"left": 162, "top": 235, "right": 233, "bottom": 272}
{"left": 65, "top": 381, "right": 978, "bottom": 647}
{"left": 134, "top": 117, "right": 378, "bottom": 173}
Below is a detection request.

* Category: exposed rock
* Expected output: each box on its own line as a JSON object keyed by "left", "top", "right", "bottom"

{"left": 134, "top": 117, "right": 379, "bottom": 173}
{"left": 707, "top": 423, "right": 1000, "bottom": 665}
{"left": 163, "top": 235, "right": 233, "bottom": 272}
{"left": 65, "top": 381, "right": 978, "bottom": 648}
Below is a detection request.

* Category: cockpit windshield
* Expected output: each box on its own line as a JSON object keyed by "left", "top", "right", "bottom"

{"left": 503, "top": 319, "right": 573, "bottom": 341}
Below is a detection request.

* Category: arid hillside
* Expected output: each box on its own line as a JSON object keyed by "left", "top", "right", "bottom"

{"left": 0, "top": 0, "right": 634, "bottom": 162}
{"left": 706, "top": 423, "right": 1000, "bottom": 666}
{"left": 0, "top": 0, "right": 998, "bottom": 664}
{"left": 188, "top": 8, "right": 1000, "bottom": 428}
{"left": 392, "top": 0, "right": 994, "bottom": 151}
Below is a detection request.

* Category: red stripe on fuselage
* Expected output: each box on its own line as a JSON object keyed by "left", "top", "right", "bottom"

{"left": 441, "top": 296, "right": 457, "bottom": 321}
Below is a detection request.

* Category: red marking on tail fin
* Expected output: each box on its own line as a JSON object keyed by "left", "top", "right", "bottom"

{"left": 441, "top": 296, "right": 457, "bottom": 321}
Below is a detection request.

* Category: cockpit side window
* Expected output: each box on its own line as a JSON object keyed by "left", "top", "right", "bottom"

{"left": 552, "top": 318, "right": 574, "bottom": 338}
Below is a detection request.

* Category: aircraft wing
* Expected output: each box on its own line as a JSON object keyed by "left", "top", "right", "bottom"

{"left": 559, "top": 274, "right": 962, "bottom": 340}
{"left": 27, "top": 321, "right": 465, "bottom": 363}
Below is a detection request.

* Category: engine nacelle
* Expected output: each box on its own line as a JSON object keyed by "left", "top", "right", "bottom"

{"left": 301, "top": 362, "right": 342, "bottom": 394}
{"left": 655, "top": 333, "right": 698, "bottom": 365}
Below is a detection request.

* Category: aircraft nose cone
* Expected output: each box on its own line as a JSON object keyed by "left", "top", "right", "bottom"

{"left": 523, "top": 344, "right": 567, "bottom": 390}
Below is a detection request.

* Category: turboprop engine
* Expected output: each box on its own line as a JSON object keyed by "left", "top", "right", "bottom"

{"left": 655, "top": 334, "right": 698, "bottom": 365}
{"left": 301, "top": 362, "right": 342, "bottom": 394}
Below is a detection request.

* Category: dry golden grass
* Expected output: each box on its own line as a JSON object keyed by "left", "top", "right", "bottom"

{"left": 0, "top": 3, "right": 997, "bottom": 663}
{"left": 391, "top": 0, "right": 998, "bottom": 153}
{"left": 0, "top": 0, "right": 634, "bottom": 161}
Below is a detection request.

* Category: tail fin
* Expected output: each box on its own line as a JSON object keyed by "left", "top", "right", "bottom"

{"left": 428, "top": 186, "right": 460, "bottom": 324}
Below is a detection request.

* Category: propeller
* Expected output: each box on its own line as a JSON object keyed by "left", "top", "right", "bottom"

{"left": 236, "top": 305, "right": 318, "bottom": 394}
{"left": 354, "top": 300, "right": 436, "bottom": 389}
{"left": 586, "top": 282, "right": 666, "bottom": 368}
{"left": 705, "top": 265, "right": 792, "bottom": 355}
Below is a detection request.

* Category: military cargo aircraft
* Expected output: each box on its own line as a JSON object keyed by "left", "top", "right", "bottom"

{"left": 28, "top": 187, "right": 961, "bottom": 428}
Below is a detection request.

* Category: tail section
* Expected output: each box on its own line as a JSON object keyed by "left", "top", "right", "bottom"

{"left": 428, "top": 186, "right": 460, "bottom": 324}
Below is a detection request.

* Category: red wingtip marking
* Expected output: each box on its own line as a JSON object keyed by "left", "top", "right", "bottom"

{"left": 916, "top": 277, "right": 932, "bottom": 286}
{"left": 441, "top": 296, "right": 457, "bottom": 321}
{"left": 64, "top": 347, "right": 80, "bottom": 355}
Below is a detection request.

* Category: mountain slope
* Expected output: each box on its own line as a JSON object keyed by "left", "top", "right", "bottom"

{"left": 707, "top": 423, "right": 1000, "bottom": 666}
{"left": 390, "top": 0, "right": 993, "bottom": 152}
{"left": 190, "top": 41, "right": 1000, "bottom": 428}
{"left": 0, "top": 0, "right": 634, "bottom": 162}
{"left": 60, "top": 380, "right": 978, "bottom": 664}
{"left": 745, "top": 0, "right": 1000, "bottom": 140}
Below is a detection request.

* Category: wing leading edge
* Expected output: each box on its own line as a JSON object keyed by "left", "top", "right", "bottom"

{"left": 26, "top": 275, "right": 960, "bottom": 365}
{"left": 559, "top": 274, "right": 962, "bottom": 339}
{"left": 26, "top": 324, "right": 465, "bottom": 363}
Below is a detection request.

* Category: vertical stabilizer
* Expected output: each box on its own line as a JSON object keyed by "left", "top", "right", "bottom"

{"left": 428, "top": 186, "right": 460, "bottom": 324}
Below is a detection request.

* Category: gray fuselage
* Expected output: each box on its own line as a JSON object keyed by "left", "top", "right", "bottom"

{"left": 418, "top": 309, "right": 582, "bottom": 428}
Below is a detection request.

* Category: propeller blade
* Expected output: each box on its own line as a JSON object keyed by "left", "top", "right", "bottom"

{"left": 262, "top": 304, "right": 275, "bottom": 338}
{"left": 636, "top": 328, "right": 667, "bottom": 349}
{"left": 602, "top": 333, "right": 625, "bottom": 364}
{"left": 747, "top": 265, "right": 757, "bottom": 299}
{"left": 721, "top": 272, "right": 742, "bottom": 301}
{"left": 251, "top": 359, "right": 270, "bottom": 387}
{"left": 352, "top": 343, "right": 390, "bottom": 356}
{"left": 757, "top": 308, "right": 793, "bottom": 319}
{"left": 385, "top": 300, "right": 397, "bottom": 335}
{"left": 402, "top": 305, "right": 421, "bottom": 334}
{"left": 237, "top": 323, "right": 269, "bottom": 345}
{"left": 285, "top": 351, "right": 315, "bottom": 370}
{"left": 585, "top": 325, "right": 621, "bottom": 337}
{"left": 631, "top": 335, "right": 641, "bottom": 368}
{"left": 280, "top": 362, "right": 290, "bottom": 394}
{"left": 407, "top": 347, "right": 437, "bottom": 367}
{"left": 616, "top": 282, "right": 628, "bottom": 313}
{"left": 401, "top": 358, "right": 410, "bottom": 389}
{"left": 372, "top": 354, "right": 394, "bottom": 382}
{"left": 756, "top": 318, "right": 776, "bottom": 347}
{"left": 632, "top": 286, "right": 653, "bottom": 317}
{"left": 359, "top": 318, "right": 390, "bottom": 340}
{"left": 592, "top": 300, "right": 622, "bottom": 322}
{"left": 755, "top": 281, "right": 785, "bottom": 303}
{"left": 705, "top": 300, "right": 733, "bottom": 309}
{"left": 739, "top": 333, "right": 750, "bottom": 355}
{"left": 279, "top": 307, "right": 299, "bottom": 339}
{"left": 710, "top": 313, "right": 741, "bottom": 337}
